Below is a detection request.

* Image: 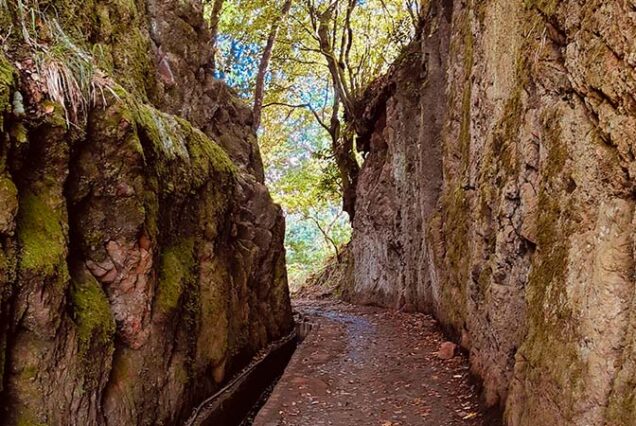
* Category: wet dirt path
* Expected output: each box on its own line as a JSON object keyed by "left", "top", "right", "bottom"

{"left": 254, "top": 299, "right": 493, "bottom": 426}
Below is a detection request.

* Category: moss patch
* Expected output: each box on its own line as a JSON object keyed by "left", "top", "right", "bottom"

{"left": 525, "top": 113, "right": 570, "bottom": 327}
{"left": 0, "top": 175, "right": 18, "bottom": 214}
{"left": 16, "top": 192, "right": 66, "bottom": 277}
{"left": 524, "top": 0, "right": 560, "bottom": 16}
{"left": 439, "top": 2, "right": 476, "bottom": 329}
{"left": 441, "top": 184, "right": 471, "bottom": 327}
{"left": 515, "top": 107, "right": 584, "bottom": 419}
{"left": 459, "top": 3, "right": 474, "bottom": 173}
{"left": 0, "top": 52, "right": 14, "bottom": 90}
{"left": 0, "top": 51, "right": 15, "bottom": 133}
{"left": 133, "top": 103, "right": 236, "bottom": 177}
{"left": 15, "top": 410, "right": 47, "bottom": 426}
{"left": 70, "top": 271, "right": 115, "bottom": 356}
{"left": 155, "top": 238, "right": 196, "bottom": 314}
{"left": 607, "top": 377, "right": 636, "bottom": 424}
{"left": 177, "top": 117, "right": 236, "bottom": 178}
{"left": 492, "top": 88, "right": 523, "bottom": 175}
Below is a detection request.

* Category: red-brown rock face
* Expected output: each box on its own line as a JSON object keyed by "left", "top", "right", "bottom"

{"left": 0, "top": 1, "right": 292, "bottom": 425}
{"left": 350, "top": 1, "right": 636, "bottom": 425}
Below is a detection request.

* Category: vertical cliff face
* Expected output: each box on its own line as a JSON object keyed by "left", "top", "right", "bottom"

{"left": 0, "top": 1, "right": 292, "bottom": 425}
{"left": 351, "top": 0, "right": 636, "bottom": 424}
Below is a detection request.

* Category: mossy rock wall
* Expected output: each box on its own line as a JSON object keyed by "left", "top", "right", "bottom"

{"left": 0, "top": 1, "right": 292, "bottom": 424}
{"left": 350, "top": 0, "right": 636, "bottom": 425}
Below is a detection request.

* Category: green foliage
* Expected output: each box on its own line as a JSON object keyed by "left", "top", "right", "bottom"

{"left": 262, "top": 112, "right": 351, "bottom": 286}
{"left": 214, "top": 0, "right": 416, "bottom": 283}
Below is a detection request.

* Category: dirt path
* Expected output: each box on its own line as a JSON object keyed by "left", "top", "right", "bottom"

{"left": 254, "top": 299, "right": 493, "bottom": 426}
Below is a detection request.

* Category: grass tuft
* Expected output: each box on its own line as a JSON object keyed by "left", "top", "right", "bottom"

{"left": 15, "top": 0, "right": 117, "bottom": 125}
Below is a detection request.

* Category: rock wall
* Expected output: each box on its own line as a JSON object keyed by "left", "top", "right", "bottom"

{"left": 0, "top": 1, "right": 292, "bottom": 425}
{"left": 296, "top": 245, "right": 355, "bottom": 301}
{"left": 351, "top": 0, "right": 636, "bottom": 424}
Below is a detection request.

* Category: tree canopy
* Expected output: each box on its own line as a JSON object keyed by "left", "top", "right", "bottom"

{"left": 208, "top": 0, "right": 418, "bottom": 285}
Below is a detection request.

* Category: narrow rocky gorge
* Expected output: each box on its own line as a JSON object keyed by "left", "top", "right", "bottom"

{"left": 2, "top": 0, "right": 636, "bottom": 425}
{"left": 0, "top": 1, "right": 292, "bottom": 424}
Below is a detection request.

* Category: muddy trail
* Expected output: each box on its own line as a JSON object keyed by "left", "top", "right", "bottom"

{"left": 254, "top": 300, "right": 498, "bottom": 426}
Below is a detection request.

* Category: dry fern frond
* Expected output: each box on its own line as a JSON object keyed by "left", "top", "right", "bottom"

{"left": 22, "top": 12, "right": 116, "bottom": 125}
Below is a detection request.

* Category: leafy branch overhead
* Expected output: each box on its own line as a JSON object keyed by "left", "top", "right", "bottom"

{"left": 211, "top": 0, "right": 417, "bottom": 284}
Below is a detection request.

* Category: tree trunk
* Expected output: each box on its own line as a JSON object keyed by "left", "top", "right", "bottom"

{"left": 317, "top": 4, "right": 355, "bottom": 122}
{"left": 209, "top": 0, "right": 225, "bottom": 71}
{"left": 329, "top": 93, "right": 359, "bottom": 221}
{"left": 253, "top": 0, "right": 294, "bottom": 131}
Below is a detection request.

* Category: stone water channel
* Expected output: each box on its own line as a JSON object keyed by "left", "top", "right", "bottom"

{"left": 185, "top": 317, "right": 314, "bottom": 425}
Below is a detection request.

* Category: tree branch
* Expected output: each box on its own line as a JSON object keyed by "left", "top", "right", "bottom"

{"left": 209, "top": 0, "right": 225, "bottom": 71}
{"left": 262, "top": 102, "right": 331, "bottom": 133}
{"left": 305, "top": 214, "right": 341, "bottom": 261}
{"left": 253, "top": 0, "right": 294, "bottom": 131}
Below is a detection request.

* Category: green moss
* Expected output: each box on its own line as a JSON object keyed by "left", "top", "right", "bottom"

{"left": 525, "top": 113, "right": 570, "bottom": 324}
{"left": 155, "top": 238, "right": 196, "bottom": 314}
{"left": 477, "top": 265, "right": 492, "bottom": 302}
{"left": 459, "top": 4, "right": 474, "bottom": 172}
{"left": 95, "top": 4, "right": 113, "bottom": 38}
{"left": 492, "top": 92, "right": 522, "bottom": 175}
{"left": 110, "top": 27, "right": 155, "bottom": 100}
{"left": 133, "top": 105, "right": 236, "bottom": 181}
{"left": 0, "top": 0, "right": 10, "bottom": 28}
{"left": 516, "top": 108, "right": 583, "bottom": 417}
{"left": 174, "top": 363, "right": 189, "bottom": 385}
{"left": 441, "top": 184, "right": 471, "bottom": 326}
{"left": 439, "top": 1, "right": 476, "bottom": 329}
{"left": 105, "top": 86, "right": 237, "bottom": 194}
{"left": 491, "top": 23, "right": 535, "bottom": 177}
{"left": 41, "top": 100, "right": 68, "bottom": 128}
{"left": 524, "top": 0, "right": 560, "bottom": 16}
{"left": 459, "top": 83, "right": 472, "bottom": 169}
{"left": 70, "top": 271, "right": 115, "bottom": 356}
{"left": 607, "top": 383, "right": 636, "bottom": 424}
{"left": 16, "top": 193, "right": 66, "bottom": 276}
{"left": 0, "top": 52, "right": 14, "bottom": 89}
{"left": 128, "top": 99, "right": 236, "bottom": 210}
{"left": 20, "top": 365, "right": 38, "bottom": 381}
{"left": 0, "top": 175, "right": 17, "bottom": 204}
{"left": 176, "top": 117, "right": 237, "bottom": 177}
{"left": 542, "top": 114, "right": 568, "bottom": 178}
{"left": 0, "top": 51, "right": 15, "bottom": 132}
{"left": 10, "top": 123, "right": 29, "bottom": 144}
{"left": 15, "top": 411, "right": 47, "bottom": 426}
{"left": 143, "top": 188, "right": 159, "bottom": 240}
{"left": 528, "top": 193, "right": 569, "bottom": 313}
{"left": 97, "top": 0, "right": 155, "bottom": 97}
{"left": 133, "top": 104, "right": 188, "bottom": 159}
